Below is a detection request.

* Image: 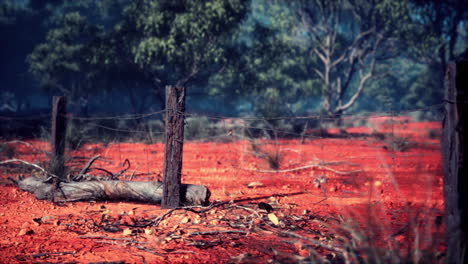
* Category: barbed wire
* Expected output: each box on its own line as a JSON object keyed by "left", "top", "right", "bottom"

{"left": 0, "top": 113, "right": 51, "bottom": 120}
{"left": 0, "top": 103, "right": 444, "bottom": 142}
{"left": 0, "top": 103, "right": 444, "bottom": 124}
{"left": 65, "top": 109, "right": 167, "bottom": 121}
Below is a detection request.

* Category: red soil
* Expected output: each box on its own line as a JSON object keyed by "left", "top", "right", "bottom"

{"left": 0, "top": 120, "right": 444, "bottom": 263}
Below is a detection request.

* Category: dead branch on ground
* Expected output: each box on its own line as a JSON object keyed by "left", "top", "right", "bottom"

{"left": 15, "top": 176, "right": 209, "bottom": 205}
{"left": 237, "top": 161, "right": 362, "bottom": 175}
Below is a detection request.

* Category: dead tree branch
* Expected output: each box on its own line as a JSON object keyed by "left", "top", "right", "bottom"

{"left": 15, "top": 176, "right": 210, "bottom": 206}
{"left": 75, "top": 155, "right": 101, "bottom": 181}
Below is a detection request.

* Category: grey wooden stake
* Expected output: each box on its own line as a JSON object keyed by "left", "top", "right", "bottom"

{"left": 443, "top": 59, "right": 468, "bottom": 264}
{"left": 50, "top": 96, "right": 67, "bottom": 178}
{"left": 162, "top": 86, "right": 186, "bottom": 208}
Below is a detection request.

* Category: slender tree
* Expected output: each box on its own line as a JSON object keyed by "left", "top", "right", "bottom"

{"left": 286, "top": 0, "right": 410, "bottom": 117}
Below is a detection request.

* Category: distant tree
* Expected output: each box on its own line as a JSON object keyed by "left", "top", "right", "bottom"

{"left": 405, "top": 0, "right": 467, "bottom": 69}
{"left": 208, "top": 1, "right": 319, "bottom": 118}
{"left": 27, "top": 11, "right": 101, "bottom": 115}
{"left": 281, "top": 0, "right": 414, "bottom": 117}
{"left": 209, "top": 0, "right": 467, "bottom": 116}
{"left": 118, "top": 0, "right": 249, "bottom": 99}
{"left": 399, "top": 0, "right": 468, "bottom": 108}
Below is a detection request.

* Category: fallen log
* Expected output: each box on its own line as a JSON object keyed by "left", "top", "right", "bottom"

{"left": 16, "top": 177, "right": 210, "bottom": 206}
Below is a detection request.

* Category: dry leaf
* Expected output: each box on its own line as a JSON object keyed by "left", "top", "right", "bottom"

{"left": 144, "top": 228, "right": 153, "bottom": 235}
{"left": 267, "top": 213, "right": 279, "bottom": 225}
{"left": 123, "top": 228, "right": 132, "bottom": 236}
{"left": 246, "top": 182, "right": 264, "bottom": 188}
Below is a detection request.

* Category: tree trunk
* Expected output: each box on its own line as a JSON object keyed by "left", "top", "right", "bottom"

{"left": 162, "top": 86, "right": 186, "bottom": 208}
{"left": 443, "top": 60, "right": 468, "bottom": 264}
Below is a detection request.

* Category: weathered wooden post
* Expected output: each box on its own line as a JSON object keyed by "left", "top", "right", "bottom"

{"left": 50, "top": 96, "right": 67, "bottom": 178}
{"left": 162, "top": 86, "right": 186, "bottom": 208}
{"left": 443, "top": 59, "right": 468, "bottom": 264}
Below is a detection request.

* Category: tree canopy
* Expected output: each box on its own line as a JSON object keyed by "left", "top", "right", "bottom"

{"left": 0, "top": 0, "right": 465, "bottom": 116}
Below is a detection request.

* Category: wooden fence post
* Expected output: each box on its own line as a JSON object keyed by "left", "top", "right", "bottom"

{"left": 50, "top": 96, "right": 67, "bottom": 178}
{"left": 443, "top": 59, "right": 468, "bottom": 264}
{"left": 162, "top": 86, "right": 186, "bottom": 208}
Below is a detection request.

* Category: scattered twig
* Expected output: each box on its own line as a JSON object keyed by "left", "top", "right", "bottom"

{"left": 79, "top": 235, "right": 135, "bottom": 241}
{"left": 151, "top": 208, "right": 177, "bottom": 227}
{"left": 230, "top": 205, "right": 261, "bottom": 218}
{"left": 75, "top": 155, "right": 101, "bottom": 181}
{"left": 262, "top": 224, "right": 351, "bottom": 263}
{"left": 129, "top": 165, "right": 139, "bottom": 181}
{"left": 92, "top": 167, "right": 115, "bottom": 178}
{"left": 238, "top": 161, "right": 362, "bottom": 175}
{"left": 113, "top": 159, "right": 131, "bottom": 179}
{"left": 189, "top": 230, "right": 247, "bottom": 236}
{"left": 31, "top": 251, "right": 75, "bottom": 258}
{"left": 79, "top": 235, "right": 166, "bottom": 257}
{"left": 313, "top": 197, "right": 328, "bottom": 205}
{"left": 165, "top": 251, "right": 197, "bottom": 254}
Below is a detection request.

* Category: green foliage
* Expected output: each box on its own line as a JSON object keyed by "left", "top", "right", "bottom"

{"left": 27, "top": 11, "right": 102, "bottom": 106}
{"left": 208, "top": 2, "right": 319, "bottom": 115}
{"left": 123, "top": 0, "right": 249, "bottom": 87}
{"left": 0, "top": 1, "right": 17, "bottom": 25}
{"left": 17, "top": 0, "right": 467, "bottom": 118}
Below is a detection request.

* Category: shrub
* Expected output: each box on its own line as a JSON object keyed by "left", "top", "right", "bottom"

{"left": 0, "top": 143, "right": 15, "bottom": 159}
{"left": 184, "top": 116, "right": 211, "bottom": 141}
{"left": 249, "top": 140, "right": 283, "bottom": 170}
{"left": 144, "top": 119, "right": 165, "bottom": 143}
{"left": 387, "top": 136, "right": 412, "bottom": 152}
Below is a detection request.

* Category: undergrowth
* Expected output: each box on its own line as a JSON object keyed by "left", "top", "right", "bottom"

{"left": 0, "top": 142, "right": 16, "bottom": 159}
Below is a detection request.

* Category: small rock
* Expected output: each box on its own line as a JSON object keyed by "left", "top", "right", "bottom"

{"left": 18, "top": 228, "right": 34, "bottom": 236}
{"left": 180, "top": 216, "right": 190, "bottom": 224}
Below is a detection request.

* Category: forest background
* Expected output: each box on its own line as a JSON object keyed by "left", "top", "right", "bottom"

{"left": 0, "top": 0, "right": 466, "bottom": 123}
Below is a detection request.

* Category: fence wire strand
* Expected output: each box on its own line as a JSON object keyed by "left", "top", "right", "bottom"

{"left": 0, "top": 103, "right": 444, "bottom": 188}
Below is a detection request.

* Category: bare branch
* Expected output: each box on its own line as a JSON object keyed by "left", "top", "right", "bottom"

{"left": 313, "top": 67, "right": 325, "bottom": 81}
{"left": 313, "top": 48, "right": 327, "bottom": 64}
{"left": 336, "top": 34, "right": 382, "bottom": 113}
{"left": 0, "top": 158, "right": 59, "bottom": 179}
{"left": 113, "top": 158, "right": 131, "bottom": 179}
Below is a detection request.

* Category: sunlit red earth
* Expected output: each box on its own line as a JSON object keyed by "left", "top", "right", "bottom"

{"left": 0, "top": 118, "right": 444, "bottom": 263}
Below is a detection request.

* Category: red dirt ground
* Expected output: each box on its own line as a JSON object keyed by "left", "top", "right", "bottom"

{"left": 0, "top": 119, "right": 444, "bottom": 263}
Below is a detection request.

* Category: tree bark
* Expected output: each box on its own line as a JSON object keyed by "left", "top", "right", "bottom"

{"left": 162, "top": 86, "right": 186, "bottom": 208}
{"left": 51, "top": 96, "right": 67, "bottom": 178}
{"left": 16, "top": 177, "right": 210, "bottom": 206}
{"left": 443, "top": 60, "right": 468, "bottom": 264}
